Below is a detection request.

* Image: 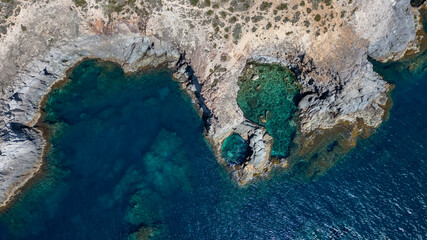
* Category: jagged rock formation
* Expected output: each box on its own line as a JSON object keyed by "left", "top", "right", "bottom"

{"left": 0, "top": 0, "right": 424, "bottom": 207}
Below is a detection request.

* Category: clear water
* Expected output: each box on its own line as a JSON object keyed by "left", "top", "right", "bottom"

{"left": 236, "top": 63, "right": 299, "bottom": 158}
{"left": 0, "top": 48, "right": 426, "bottom": 239}
{"left": 221, "top": 133, "right": 249, "bottom": 165}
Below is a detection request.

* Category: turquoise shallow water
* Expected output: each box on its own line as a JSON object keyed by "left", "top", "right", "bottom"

{"left": 0, "top": 48, "right": 426, "bottom": 239}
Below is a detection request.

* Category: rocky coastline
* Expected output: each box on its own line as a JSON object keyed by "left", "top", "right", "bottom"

{"left": 0, "top": 0, "right": 425, "bottom": 208}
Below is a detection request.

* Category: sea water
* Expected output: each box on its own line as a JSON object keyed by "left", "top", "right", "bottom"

{"left": 0, "top": 49, "right": 425, "bottom": 239}
{"left": 236, "top": 63, "right": 299, "bottom": 158}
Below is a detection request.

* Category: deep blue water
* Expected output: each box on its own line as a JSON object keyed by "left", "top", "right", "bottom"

{"left": 0, "top": 49, "right": 426, "bottom": 239}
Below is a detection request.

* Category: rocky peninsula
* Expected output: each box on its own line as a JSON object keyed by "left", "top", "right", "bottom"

{"left": 0, "top": 0, "right": 425, "bottom": 208}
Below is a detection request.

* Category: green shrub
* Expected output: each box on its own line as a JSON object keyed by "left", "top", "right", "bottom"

{"left": 229, "top": 15, "right": 238, "bottom": 23}
{"left": 276, "top": 3, "right": 287, "bottom": 10}
{"left": 322, "top": 0, "right": 332, "bottom": 6}
{"left": 232, "top": 23, "right": 242, "bottom": 42}
{"left": 259, "top": 1, "right": 272, "bottom": 11}
{"left": 73, "top": 0, "right": 87, "bottom": 7}
{"left": 251, "top": 15, "right": 263, "bottom": 23}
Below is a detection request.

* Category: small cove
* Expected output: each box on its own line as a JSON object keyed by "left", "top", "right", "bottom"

{"left": 0, "top": 48, "right": 425, "bottom": 239}
{"left": 0, "top": 59, "right": 231, "bottom": 239}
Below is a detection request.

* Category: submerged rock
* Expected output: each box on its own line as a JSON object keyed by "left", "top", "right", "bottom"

{"left": 128, "top": 225, "right": 160, "bottom": 240}
{"left": 142, "top": 129, "right": 191, "bottom": 194}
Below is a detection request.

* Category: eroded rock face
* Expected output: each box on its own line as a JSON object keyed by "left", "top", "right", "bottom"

{"left": 351, "top": 0, "right": 417, "bottom": 61}
{"left": 0, "top": 0, "right": 422, "bottom": 205}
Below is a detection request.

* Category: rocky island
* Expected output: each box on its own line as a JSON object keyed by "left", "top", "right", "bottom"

{"left": 0, "top": 0, "right": 425, "bottom": 211}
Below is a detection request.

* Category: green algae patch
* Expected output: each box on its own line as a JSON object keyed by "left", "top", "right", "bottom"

{"left": 221, "top": 133, "right": 249, "bottom": 165}
{"left": 237, "top": 62, "right": 299, "bottom": 158}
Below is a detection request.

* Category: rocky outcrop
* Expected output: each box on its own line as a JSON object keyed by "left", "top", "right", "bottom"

{"left": 351, "top": 0, "right": 418, "bottom": 61}
{"left": 216, "top": 121, "right": 274, "bottom": 185}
